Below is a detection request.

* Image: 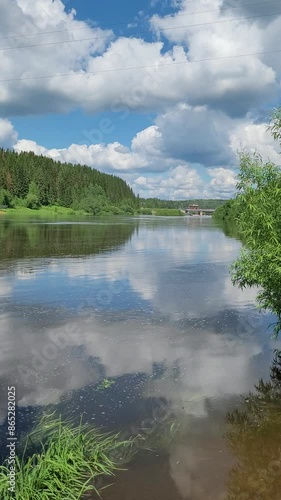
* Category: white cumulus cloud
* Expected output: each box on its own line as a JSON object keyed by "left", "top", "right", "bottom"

{"left": 0, "top": 0, "right": 280, "bottom": 116}
{"left": 2, "top": 0, "right": 281, "bottom": 198}
{"left": 0, "top": 119, "right": 18, "bottom": 148}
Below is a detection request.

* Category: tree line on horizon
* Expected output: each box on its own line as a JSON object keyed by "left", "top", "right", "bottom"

{"left": 0, "top": 149, "right": 139, "bottom": 215}
{"left": 140, "top": 197, "right": 226, "bottom": 209}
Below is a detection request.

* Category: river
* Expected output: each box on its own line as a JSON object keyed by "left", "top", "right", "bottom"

{"left": 0, "top": 215, "right": 280, "bottom": 499}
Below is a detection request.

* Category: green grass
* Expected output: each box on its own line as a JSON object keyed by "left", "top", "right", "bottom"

{"left": 2, "top": 206, "right": 185, "bottom": 218}
{"left": 0, "top": 414, "right": 137, "bottom": 499}
{"left": 153, "top": 208, "right": 185, "bottom": 216}
{"left": 1, "top": 205, "right": 139, "bottom": 217}
{"left": 1, "top": 205, "right": 86, "bottom": 217}
{"left": 140, "top": 208, "right": 185, "bottom": 216}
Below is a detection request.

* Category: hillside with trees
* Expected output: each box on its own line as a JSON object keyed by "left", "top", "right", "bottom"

{"left": 0, "top": 149, "right": 139, "bottom": 215}
{"left": 0, "top": 149, "right": 230, "bottom": 217}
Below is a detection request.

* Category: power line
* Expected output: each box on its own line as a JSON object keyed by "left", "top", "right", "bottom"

{"left": 1, "top": 48, "right": 280, "bottom": 84}
{"left": 0, "top": 0, "right": 279, "bottom": 41}
{"left": 1, "top": 11, "right": 281, "bottom": 52}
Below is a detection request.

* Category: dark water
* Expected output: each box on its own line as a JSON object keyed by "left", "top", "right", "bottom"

{"left": 0, "top": 215, "right": 280, "bottom": 499}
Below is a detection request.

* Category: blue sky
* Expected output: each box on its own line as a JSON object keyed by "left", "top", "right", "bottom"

{"left": 62, "top": 0, "right": 176, "bottom": 27}
{"left": 63, "top": 0, "right": 152, "bottom": 23}
{"left": 0, "top": 0, "right": 281, "bottom": 199}
{"left": 13, "top": 0, "right": 174, "bottom": 149}
{"left": 12, "top": 111, "right": 155, "bottom": 149}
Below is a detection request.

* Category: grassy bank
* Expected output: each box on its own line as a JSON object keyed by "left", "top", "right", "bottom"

{"left": 0, "top": 205, "right": 87, "bottom": 217}
{"left": 0, "top": 414, "right": 136, "bottom": 499}
{"left": 1, "top": 206, "right": 185, "bottom": 218}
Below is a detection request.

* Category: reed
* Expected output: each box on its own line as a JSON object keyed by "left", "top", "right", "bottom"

{"left": 0, "top": 413, "right": 136, "bottom": 499}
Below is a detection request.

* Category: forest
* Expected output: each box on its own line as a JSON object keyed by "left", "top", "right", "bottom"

{"left": 0, "top": 148, "right": 229, "bottom": 216}
{"left": 0, "top": 149, "right": 139, "bottom": 215}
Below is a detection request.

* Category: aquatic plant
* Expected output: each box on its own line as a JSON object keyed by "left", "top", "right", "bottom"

{"left": 0, "top": 413, "right": 136, "bottom": 499}
{"left": 96, "top": 379, "right": 116, "bottom": 391}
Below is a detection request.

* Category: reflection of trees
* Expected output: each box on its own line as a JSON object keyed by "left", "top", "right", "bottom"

{"left": 215, "top": 221, "right": 242, "bottom": 241}
{"left": 0, "top": 220, "right": 136, "bottom": 261}
{"left": 226, "top": 350, "right": 281, "bottom": 499}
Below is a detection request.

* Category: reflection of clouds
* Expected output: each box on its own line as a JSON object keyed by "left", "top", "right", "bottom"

{"left": 26, "top": 220, "right": 258, "bottom": 316}
{"left": 142, "top": 331, "right": 263, "bottom": 418}
{"left": 169, "top": 442, "right": 229, "bottom": 500}
{"left": 223, "top": 277, "right": 258, "bottom": 306}
{"left": 19, "top": 388, "right": 63, "bottom": 408}
{"left": 0, "top": 277, "right": 13, "bottom": 297}
{"left": 0, "top": 219, "right": 272, "bottom": 426}
{"left": 17, "top": 357, "right": 97, "bottom": 408}
{"left": 16, "top": 269, "right": 38, "bottom": 281}
{"left": 0, "top": 308, "right": 100, "bottom": 424}
{"left": 170, "top": 445, "right": 204, "bottom": 500}
{"left": 0, "top": 303, "right": 268, "bottom": 421}
{"left": 0, "top": 312, "right": 17, "bottom": 373}
{"left": 0, "top": 217, "right": 276, "bottom": 498}
{"left": 152, "top": 265, "right": 258, "bottom": 321}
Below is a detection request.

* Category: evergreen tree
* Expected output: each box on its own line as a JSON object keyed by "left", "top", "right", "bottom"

{"left": 0, "top": 149, "right": 138, "bottom": 212}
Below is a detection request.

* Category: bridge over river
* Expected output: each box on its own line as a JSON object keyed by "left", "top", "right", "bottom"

{"left": 183, "top": 206, "right": 216, "bottom": 216}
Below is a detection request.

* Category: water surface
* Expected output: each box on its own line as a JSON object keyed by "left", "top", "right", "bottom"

{"left": 0, "top": 215, "right": 279, "bottom": 499}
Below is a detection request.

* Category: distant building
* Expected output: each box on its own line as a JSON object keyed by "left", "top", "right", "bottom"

{"left": 188, "top": 204, "right": 199, "bottom": 210}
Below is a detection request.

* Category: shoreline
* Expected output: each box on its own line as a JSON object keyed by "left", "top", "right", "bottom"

{"left": 0, "top": 206, "right": 94, "bottom": 217}
{"left": 0, "top": 206, "right": 187, "bottom": 218}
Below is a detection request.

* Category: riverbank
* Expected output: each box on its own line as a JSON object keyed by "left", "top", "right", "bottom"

{"left": 0, "top": 205, "right": 87, "bottom": 217}
{"left": 1, "top": 206, "right": 187, "bottom": 218}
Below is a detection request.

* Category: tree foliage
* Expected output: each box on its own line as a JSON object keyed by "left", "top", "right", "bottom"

{"left": 212, "top": 198, "right": 240, "bottom": 223}
{"left": 231, "top": 151, "right": 281, "bottom": 335}
{"left": 0, "top": 188, "right": 14, "bottom": 208}
{"left": 268, "top": 107, "right": 281, "bottom": 144}
{"left": 25, "top": 181, "right": 41, "bottom": 209}
{"left": 214, "top": 108, "right": 281, "bottom": 336}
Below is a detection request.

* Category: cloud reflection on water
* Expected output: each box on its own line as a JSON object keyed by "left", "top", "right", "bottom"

{"left": 0, "top": 218, "right": 278, "bottom": 498}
